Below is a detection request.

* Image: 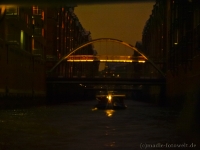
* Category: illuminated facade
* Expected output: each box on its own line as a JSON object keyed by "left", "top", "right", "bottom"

{"left": 142, "top": 0, "right": 200, "bottom": 106}
{"left": 45, "top": 6, "right": 98, "bottom": 78}
{"left": 0, "top": 5, "right": 97, "bottom": 105}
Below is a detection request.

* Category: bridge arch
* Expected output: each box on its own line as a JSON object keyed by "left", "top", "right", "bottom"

{"left": 49, "top": 38, "right": 165, "bottom": 78}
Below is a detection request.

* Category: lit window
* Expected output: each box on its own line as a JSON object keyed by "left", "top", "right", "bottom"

{"left": 32, "top": 19, "right": 35, "bottom": 24}
{"left": 41, "top": 11, "right": 44, "bottom": 20}
{"left": 42, "top": 28, "right": 44, "bottom": 37}
{"left": 20, "top": 30, "right": 24, "bottom": 49}
{"left": 62, "top": 21, "right": 64, "bottom": 28}
{"left": 32, "top": 6, "right": 41, "bottom": 15}
{"left": 32, "top": 38, "right": 34, "bottom": 50}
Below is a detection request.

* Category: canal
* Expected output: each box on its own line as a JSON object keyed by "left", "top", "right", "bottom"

{"left": 0, "top": 99, "right": 199, "bottom": 150}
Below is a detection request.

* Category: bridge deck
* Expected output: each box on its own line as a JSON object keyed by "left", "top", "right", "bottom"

{"left": 46, "top": 77, "right": 166, "bottom": 85}
{"left": 66, "top": 55, "right": 146, "bottom": 63}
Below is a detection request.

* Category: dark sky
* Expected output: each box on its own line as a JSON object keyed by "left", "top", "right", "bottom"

{"left": 75, "top": 2, "right": 155, "bottom": 46}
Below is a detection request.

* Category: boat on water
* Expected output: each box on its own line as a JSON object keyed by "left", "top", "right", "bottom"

{"left": 95, "top": 91, "right": 127, "bottom": 110}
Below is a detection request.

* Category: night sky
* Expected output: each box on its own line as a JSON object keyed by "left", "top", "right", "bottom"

{"left": 75, "top": 2, "right": 155, "bottom": 46}
{"left": 75, "top": 2, "right": 155, "bottom": 70}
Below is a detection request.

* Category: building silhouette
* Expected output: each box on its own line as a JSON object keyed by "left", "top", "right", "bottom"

{"left": 0, "top": 5, "right": 98, "bottom": 104}
{"left": 142, "top": 0, "right": 200, "bottom": 106}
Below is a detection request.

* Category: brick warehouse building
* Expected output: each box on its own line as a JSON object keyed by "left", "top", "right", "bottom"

{"left": 45, "top": 6, "right": 99, "bottom": 78}
{"left": 142, "top": 0, "right": 200, "bottom": 133}
{"left": 0, "top": 6, "right": 46, "bottom": 105}
{"left": 0, "top": 5, "right": 98, "bottom": 106}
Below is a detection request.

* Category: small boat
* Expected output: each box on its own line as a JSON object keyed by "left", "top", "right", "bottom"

{"left": 95, "top": 91, "right": 127, "bottom": 110}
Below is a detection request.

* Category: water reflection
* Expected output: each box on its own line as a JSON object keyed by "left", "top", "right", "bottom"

{"left": 105, "top": 141, "right": 117, "bottom": 147}
{"left": 91, "top": 107, "right": 98, "bottom": 111}
{"left": 91, "top": 107, "right": 115, "bottom": 117}
{"left": 0, "top": 100, "right": 189, "bottom": 149}
{"left": 105, "top": 109, "right": 115, "bottom": 117}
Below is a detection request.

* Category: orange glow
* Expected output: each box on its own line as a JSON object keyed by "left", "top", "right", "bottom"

{"left": 75, "top": 3, "right": 155, "bottom": 46}
{"left": 62, "top": 21, "right": 64, "bottom": 28}
{"left": 66, "top": 55, "right": 145, "bottom": 63}
{"left": 41, "top": 11, "right": 44, "bottom": 20}
{"left": 32, "top": 38, "right": 34, "bottom": 50}
{"left": 66, "top": 59, "right": 143, "bottom": 62}
{"left": 138, "top": 60, "right": 145, "bottom": 63}
{"left": 32, "top": 19, "right": 35, "bottom": 24}
{"left": 32, "top": 6, "right": 37, "bottom": 14}
{"left": 107, "top": 94, "right": 112, "bottom": 103}
{"left": 42, "top": 28, "right": 44, "bottom": 37}
{"left": 67, "top": 60, "right": 93, "bottom": 62}
{"left": 0, "top": 5, "right": 6, "bottom": 15}
{"left": 105, "top": 110, "right": 114, "bottom": 117}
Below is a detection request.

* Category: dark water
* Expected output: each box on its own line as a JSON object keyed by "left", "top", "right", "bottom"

{"left": 0, "top": 100, "right": 198, "bottom": 150}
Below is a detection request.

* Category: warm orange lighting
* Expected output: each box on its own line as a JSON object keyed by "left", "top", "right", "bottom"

{"left": 100, "top": 60, "right": 132, "bottom": 62}
{"left": 138, "top": 60, "right": 145, "bottom": 63}
{"left": 67, "top": 59, "right": 133, "bottom": 62}
{"left": 62, "top": 21, "right": 64, "bottom": 28}
{"left": 66, "top": 55, "right": 145, "bottom": 63}
{"left": 0, "top": 6, "right": 6, "bottom": 15}
{"left": 42, "top": 28, "right": 44, "bottom": 37}
{"left": 32, "top": 38, "right": 34, "bottom": 50}
{"left": 41, "top": 11, "right": 44, "bottom": 20}
{"left": 105, "top": 110, "right": 114, "bottom": 117}
{"left": 67, "top": 60, "right": 93, "bottom": 62}
{"left": 107, "top": 94, "right": 112, "bottom": 103}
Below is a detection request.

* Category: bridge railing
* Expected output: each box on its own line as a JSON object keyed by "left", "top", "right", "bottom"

{"left": 66, "top": 55, "right": 146, "bottom": 63}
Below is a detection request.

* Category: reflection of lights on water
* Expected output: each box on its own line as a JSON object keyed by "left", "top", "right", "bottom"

{"left": 105, "top": 109, "right": 115, "bottom": 117}
{"left": 91, "top": 107, "right": 98, "bottom": 111}
{"left": 91, "top": 107, "right": 114, "bottom": 117}
{"left": 110, "top": 142, "right": 115, "bottom": 147}
{"left": 105, "top": 142, "right": 116, "bottom": 147}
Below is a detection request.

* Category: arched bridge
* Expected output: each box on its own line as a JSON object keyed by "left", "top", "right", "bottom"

{"left": 46, "top": 38, "right": 166, "bottom": 102}
{"left": 48, "top": 38, "right": 165, "bottom": 78}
